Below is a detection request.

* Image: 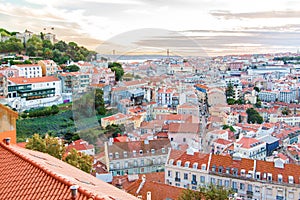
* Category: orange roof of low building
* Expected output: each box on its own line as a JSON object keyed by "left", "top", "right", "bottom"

{"left": 8, "top": 76, "right": 59, "bottom": 84}
{"left": 0, "top": 142, "right": 137, "bottom": 200}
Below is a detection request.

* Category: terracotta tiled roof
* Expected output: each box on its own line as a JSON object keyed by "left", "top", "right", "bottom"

{"left": 0, "top": 142, "right": 137, "bottom": 200}
{"left": 66, "top": 139, "right": 94, "bottom": 152}
{"left": 168, "top": 123, "right": 200, "bottom": 134}
{"left": 126, "top": 179, "right": 184, "bottom": 200}
{"left": 237, "top": 137, "right": 262, "bottom": 149}
{"left": 8, "top": 76, "right": 59, "bottom": 84}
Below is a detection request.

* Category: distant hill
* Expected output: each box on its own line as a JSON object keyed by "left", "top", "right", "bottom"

{"left": 0, "top": 28, "right": 96, "bottom": 64}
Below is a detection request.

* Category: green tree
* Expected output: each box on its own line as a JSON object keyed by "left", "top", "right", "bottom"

{"left": 178, "top": 184, "right": 233, "bottom": 200}
{"left": 282, "top": 107, "right": 290, "bottom": 116}
{"left": 25, "top": 134, "right": 46, "bottom": 152}
{"left": 26, "top": 35, "right": 43, "bottom": 56}
{"left": 64, "top": 148, "right": 93, "bottom": 173}
{"left": 43, "top": 48, "right": 53, "bottom": 59}
{"left": 108, "top": 62, "right": 124, "bottom": 81}
{"left": 95, "top": 88, "right": 106, "bottom": 115}
{"left": 246, "top": 108, "right": 263, "bottom": 124}
{"left": 42, "top": 39, "right": 53, "bottom": 49}
{"left": 26, "top": 134, "right": 65, "bottom": 159}
{"left": 225, "top": 83, "right": 235, "bottom": 104}
{"left": 64, "top": 64, "right": 80, "bottom": 72}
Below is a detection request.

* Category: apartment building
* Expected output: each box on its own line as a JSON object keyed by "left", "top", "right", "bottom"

{"left": 0, "top": 73, "right": 7, "bottom": 97}
{"left": 38, "top": 60, "right": 59, "bottom": 76}
{"left": 58, "top": 72, "right": 91, "bottom": 94}
{"left": 7, "top": 76, "right": 62, "bottom": 110}
{"left": 234, "top": 137, "right": 267, "bottom": 160}
{"left": 105, "top": 139, "right": 171, "bottom": 176}
{"left": 165, "top": 149, "right": 300, "bottom": 200}
{"left": 11, "top": 64, "right": 42, "bottom": 78}
{"left": 258, "top": 90, "right": 278, "bottom": 102}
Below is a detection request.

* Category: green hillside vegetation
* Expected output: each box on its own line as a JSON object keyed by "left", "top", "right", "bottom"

{"left": 0, "top": 28, "right": 97, "bottom": 64}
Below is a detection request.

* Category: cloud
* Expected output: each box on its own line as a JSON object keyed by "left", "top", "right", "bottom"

{"left": 210, "top": 10, "right": 300, "bottom": 19}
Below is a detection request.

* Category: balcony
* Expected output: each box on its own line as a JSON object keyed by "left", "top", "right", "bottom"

{"left": 175, "top": 177, "right": 181, "bottom": 182}
{"left": 246, "top": 191, "right": 253, "bottom": 196}
{"left": 191, "top": 180, "right": 197, "bottom": 185}
{"left": 232, "top": 188, "right": 238, "bottom": 193}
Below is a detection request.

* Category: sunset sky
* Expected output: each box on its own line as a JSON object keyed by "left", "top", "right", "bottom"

{"left": 0, "top": 0, "right": 300, "bottom": 56}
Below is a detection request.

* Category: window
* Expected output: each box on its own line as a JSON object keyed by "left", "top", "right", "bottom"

{"left": 183, "top": 138, "right": 186, "bottom": 142}
{"left": 267, "top": 173, "right": 272, "bottom": 182}
{"left": 240, "top": 183, "right": 245, "bottom": 191}
{"left": 232, "top": 168, "right": 238, "bottom": 176}
{"left": 232, "top": 181, "right": 237, "bottom": 189}
{"left": 288, "top": 192, "right": 294, "bottom": 199}
{"left": 139, "top": 150, "right": 143, "bottom": 155}
{"left": 109, "top": 163, "right": 114, "bottom": 170}
{"left": 218, "top": 166, "right": 223, "bottom": 173}
{"left": 184, "top": 173, "right": 188, "bottom": 180}
{"left": 212, "top": 165, "right": 216, "bottom": 172}
{"left": 169, "top": 159, "right": 174, "bottom": 165}
{"left": 109, "top": 153, "right": 113, "bottom": 159}
{"left": 256, "top": 172, "right": 261, "bottom": 180}
{"left": 288, "top": 176, "right": 294, "bottom": 184}
{"left": 115, "top": 152, "right": 119, "bottom": 159}
{"left": 140, "top": 159, "right": 144, "bottom": 166}
{"left": 241, "top": 169, "right": 246, "bottom": 176}
{"left": 123, "top": 151, "right": 128, "bottom": 158}
{"left": 225, "top": 180, "right": 229, "bottom": 187}
{"left": 217, "top": 179, "right": 222, "bottom": 186}
{"left": 226, "top": 167, "right": 230, "bottom": 174}
{"left": 278, "top": 174, "right": 283, "bottom": 183}
{"left": 162, "top": 148, "right": 166, "bottom": 153}
{"left": 193, "top": 163, "right": 198, "bottom": 169}
{"left": 124, "top": 161, "right": 128, "bottom": 168}
{"left": 201, "top": 164, "right": 206, "bottom": 170}
{"left": 151, "top": 149, "right": 155, "bottom": 154}
{"left": 168, "top": 170, "right": 172, "bottom": 177}
{"left": 247, "top": 184, "right": 253, "bottom": 192}
{"left": 210, "top": 178, "right": 216, "bottom": 184}
{"left": 184, "top": 161, "right": 190, "bottom": 168}
{"left": 177, "top": 160, "right": 182, "bottom": 167}
{"left": 134, "top": 160, "right": 138, "bottom": 167}
{"left": 192, "top": 174, "right": 196, "bottom": 181}
{"left": 175, "top": 172, "right": 180, "bottom": 179}
{"left": 200, "top": 176, "right": 205, "bottom": 183}
{"left": 133, "top": 150, "right": 136, "bottom": 157}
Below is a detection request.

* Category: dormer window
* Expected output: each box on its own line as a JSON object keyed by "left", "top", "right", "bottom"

{"left": 232, "top": 168, "right": 238, "bottom": 176}
{"left": 109, "top": 153, "right": 113, "bottom": 159}
{"left": 133, "top": 150, "right": 136, "bottom": 157}
{"left": 162, "top": 148, "right": 166, "bottom": 153}
{"left": 256, "top": 172, "right": 261, "bottom": 180}
{"left": 177, "top": 160, "right": 182, "bottom": 167}
{"left": 169, "top": 159, "right": 174, "bottom": 165}
{"left": 241, "top": 169, "right": 246, "bottom": 176}
{"left": 288, "top": 176, "right": 294, "bottom": 184}
{"left": 218, "top": 166, "right": 223, "bottom": 174}
{"left": 226, "top": 167, "right": 230, "bottom": 174}
{"left": 201, "top": 164, "right": 206, "bottom": 170}
{"left": 267, "top": 173, "right": 272, "bottom": 182}
{"left": 115, "top": 152, "right": 119, "bottom": 159}
{"left": 212, "top": 165, "right": 216, "bottom": 172}
{"left": 139, "top": 150, "right": 143, "bottom": 155}
{"left": 123, "top": 151, "right": 128, "bottom": 158}
{"left": 184, "top": 161, "right": 190, "bottom": 168}
{"left": 193, "top": 163, "right": 198, "bottom": 169}
{"left": 151, "top": 149, "right": 155, "bottom": 154}
{"left": 278, "top": 174, "right": 283, "bottom": 183}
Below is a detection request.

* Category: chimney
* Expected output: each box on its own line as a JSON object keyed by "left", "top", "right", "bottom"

{"left": 70, "top": 185, "right": 79, "bottom": 199}
{"left": 4, "top": 137, "right": 11, "bottom": 145}
{"left": 147, "top": 191, "right": 151, "bottom": 200}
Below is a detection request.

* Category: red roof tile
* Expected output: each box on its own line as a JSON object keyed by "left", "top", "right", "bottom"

{"left": 8, "top": 76, "right": 59, "bottom": 84}
{"left": 0, "top": 142, "right": 137, "bottom": 200}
